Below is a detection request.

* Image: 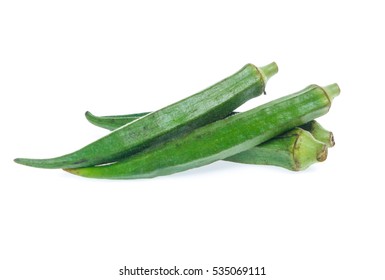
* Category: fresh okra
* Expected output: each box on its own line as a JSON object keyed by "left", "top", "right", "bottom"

{"left": 65, "top": 83, "right": 340, "bottom": 179}
{"left": 15, "top": 62, "right": 278, "bottom": 169}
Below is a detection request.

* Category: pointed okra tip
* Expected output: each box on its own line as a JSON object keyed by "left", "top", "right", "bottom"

{"left": 259, "top": 62, "right": 279, "bottom": 83}
{"left": 85, "top": 111, "right": 96, "bottom": 121}
{"left": 323, "top": 83, "right": 340, "bottom": 102}
{"left": 14, "top": 157, "right": 29, "bottom": 166}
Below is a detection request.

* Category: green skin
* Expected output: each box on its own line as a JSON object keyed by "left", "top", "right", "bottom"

{"left": 226, "top": 128, "right": 328, "bottom": 171}
{"left": 15, "top": 62, "right": 278, "bottom": 169}
{"left": 65, "top": 83, "right": 340, "bottom": 179}
{"left": 85, "top": 112, "right": 333, "bottom": 171}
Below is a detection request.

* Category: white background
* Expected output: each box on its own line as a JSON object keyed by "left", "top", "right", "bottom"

{"left": 1, "top": 1, "right": 384, "bottom": 279}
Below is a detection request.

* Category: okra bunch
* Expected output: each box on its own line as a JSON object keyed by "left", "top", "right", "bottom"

{"left": 15, "top": 62, "right": 340, "bottom": 179}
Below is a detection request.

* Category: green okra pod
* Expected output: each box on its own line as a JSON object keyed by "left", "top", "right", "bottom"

{"left": 65, "top": 83, "right": 340, "bottom": 179}
{"left": 15, "top": 62, "right": 278, "bottom": 169}
{"left": 84, "top": 112, "right": 332, "bottom": 170}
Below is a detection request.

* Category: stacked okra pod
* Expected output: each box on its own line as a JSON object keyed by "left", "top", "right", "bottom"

{"left": 15, "top": 62, "right": 340, "bottom": 179}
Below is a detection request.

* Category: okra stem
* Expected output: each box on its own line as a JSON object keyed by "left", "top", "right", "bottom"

{"left": 259, "top": 62, "right": 279, "bottom": 83}
{"left": 323, "top": 83, "right": 340, "bottom": 101}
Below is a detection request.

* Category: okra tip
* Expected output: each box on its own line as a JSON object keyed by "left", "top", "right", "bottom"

{"left": 14, "top": 157, "right": 38, "bottom": 167}
{"left": 323, "top": 83, "right": 340, "bottom": 102}
{"left": 259, "top": 62, "right": 279, "bottom": 82}
{"left": 84, "top": 111, "right": 95, "bottom": 120}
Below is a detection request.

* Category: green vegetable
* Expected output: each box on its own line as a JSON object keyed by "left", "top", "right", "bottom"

{"left": 65, "top": 83, "right": 340, "bottom": 179}
{"left": 84, "top": 112, "right": 334, "bottom": 170}
{"left": 15, "top": 62, "right": 278, "bottom": 169}
{"left": 226, "top": 127, "right": 328, "bottom": 171}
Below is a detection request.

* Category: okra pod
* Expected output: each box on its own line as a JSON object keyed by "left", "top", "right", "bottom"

{"left": 65, "top": 83, "right": 340, "bottom": 179}
{"left": 84, "top": 112, "right": 333, "bottom": 170}
{"left": 15, "top": 62, "right": 278, "bottom": 169}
